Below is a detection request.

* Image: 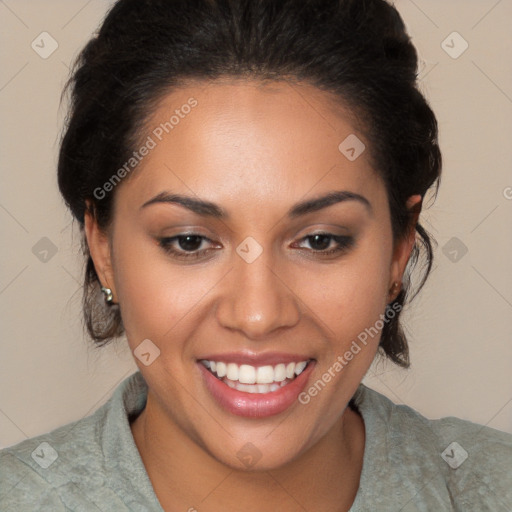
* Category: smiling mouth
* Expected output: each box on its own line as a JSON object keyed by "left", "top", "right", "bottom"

{"left": 199, "top": 359, "right": 314, "bottom": 394}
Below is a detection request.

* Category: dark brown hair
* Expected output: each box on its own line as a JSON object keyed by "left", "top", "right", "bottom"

{"left": 58, "top": 0, "right": 441, "bottom": 368}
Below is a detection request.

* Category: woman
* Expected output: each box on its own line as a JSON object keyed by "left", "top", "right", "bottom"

{"left": 1, "top": 0, "right": 510, "bottom": 510}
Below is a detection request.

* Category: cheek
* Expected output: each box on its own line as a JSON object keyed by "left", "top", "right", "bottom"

{"left": 306, "top": 231, "right": 392, "bottom": 348}
{"left": 110, "top": 228, "right": 216, "bottom": 347}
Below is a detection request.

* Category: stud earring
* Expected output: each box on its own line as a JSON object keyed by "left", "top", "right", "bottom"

{"left": 390, "top": 281, "right": 401, "bottom": 297}
{"left": 101, "top": 286, "right": 114, "bottom": 305}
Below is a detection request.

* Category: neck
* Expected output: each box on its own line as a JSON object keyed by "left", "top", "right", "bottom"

{"left": 131, "top": 391, "right": 365, "bottom": 512}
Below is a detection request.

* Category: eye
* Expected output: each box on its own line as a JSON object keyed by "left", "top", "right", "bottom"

{"left": 158, "top": 234, "right": 219, "bottom": 260}
{"left": 293, "top": 233, "right": 355, "bottom": 256}
{"left": 157, "top": 232, "right": 354, "bottom": 261}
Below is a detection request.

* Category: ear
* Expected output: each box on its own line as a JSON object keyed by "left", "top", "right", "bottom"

{"left": 388, "top": 194, "right": 422, "bottom": 302}
{"left": 84, "top": 201, "right": 117, "bottom": 301}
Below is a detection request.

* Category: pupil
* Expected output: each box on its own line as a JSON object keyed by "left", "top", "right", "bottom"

{"left": 179, "top": 235, "right": 202, "bottom": 251}
{"left": 310, "top": 234, "right": 330, "bottom": 250}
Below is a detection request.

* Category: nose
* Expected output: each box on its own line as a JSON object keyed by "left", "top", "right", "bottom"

{"left": 215, "top": 252, "right": 301, "bottom": 339}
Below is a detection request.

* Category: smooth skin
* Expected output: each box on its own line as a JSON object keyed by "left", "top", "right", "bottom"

{"left": 85, "top": 79, "right": 421, "bottom": 512}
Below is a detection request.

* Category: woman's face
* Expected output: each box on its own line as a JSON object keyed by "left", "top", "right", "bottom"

{"left": 87, "top": 80, "right": 417, "bottom": 470}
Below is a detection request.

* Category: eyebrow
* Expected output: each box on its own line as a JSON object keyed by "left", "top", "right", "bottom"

{"left": 288, "top": 191, "right": 372, "bottom": 218}
{"left": 140, "top": 190, "right": 372, "bottom": 218}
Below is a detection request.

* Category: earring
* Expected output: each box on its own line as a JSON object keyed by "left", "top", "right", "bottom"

{"left": 101, "top": 286, "right": 114, "bottom": 305}
{"left": 390, "top": 281, "right": 401, "bottom": 297}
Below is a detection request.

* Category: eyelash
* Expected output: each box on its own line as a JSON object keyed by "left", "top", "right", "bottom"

{"left": 158, "top": 233, "right": 355, "bottom": 260}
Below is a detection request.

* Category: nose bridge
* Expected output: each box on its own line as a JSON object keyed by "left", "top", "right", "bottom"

{"left": 216, "top": 247, "right": 300, "bottom": 338}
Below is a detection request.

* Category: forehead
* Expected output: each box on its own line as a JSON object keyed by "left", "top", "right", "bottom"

{"left": 117, "top": 79, "right": 384, "bottom": 213}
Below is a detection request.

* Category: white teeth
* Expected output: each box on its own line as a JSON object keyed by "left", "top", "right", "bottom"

{"left": 237, "top": 383, "right": 254, "bottom": 393}
{"left": 256, "top": 365, "right": 274, "bottom": 384}
{"left": 258, "top": 384, "right": 270, "bottom": 393}
{"left": 238, "top": 364, "right": 256, "bottom": 384}
{"left": 274, "top": 363, "right": 286, "bottom": 382}
{"left": 201, "top": 359, "right": 310, "bottom": 385}
{"left": 216, "top": 361, "right": 226, "bottom": 378}
{"left": 226, "top": 363, "right": 238, "bottom": 381}
{"left": 225, "top": 379, "right": 293, "bottom": 394}
{"left": 294, "top": 361, "right": 307, "bottom": 375}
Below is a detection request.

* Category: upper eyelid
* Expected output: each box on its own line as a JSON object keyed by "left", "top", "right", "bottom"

{"left": 160, "top": 234, "right": 216, "bottom": 246}
{"left": 293, "top": 234, "right": 354, "bottom": 250}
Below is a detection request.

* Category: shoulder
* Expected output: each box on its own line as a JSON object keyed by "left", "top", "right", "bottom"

{"left": 0, "top": 404, "right": 108, "bottom": 510}
{"left": 0, "top": 371, "right": 153, "bottom": 511}
{"left": 428, "top": 414, "right": 512, "bottom": 509}
{"left": 352, "top": 383, "right": 512, "bottom": 510}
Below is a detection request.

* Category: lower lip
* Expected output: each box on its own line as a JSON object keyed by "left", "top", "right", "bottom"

{"left": 198, "top": 361, "right": 315, "bottom": 418}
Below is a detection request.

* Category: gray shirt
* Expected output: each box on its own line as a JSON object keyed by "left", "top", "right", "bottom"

{"left": 1, "top": 371, "right": 511, "bottom": 511}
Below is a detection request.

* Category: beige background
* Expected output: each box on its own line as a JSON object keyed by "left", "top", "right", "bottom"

{"left": 1, "top": 0, "right": 511, "bottom": 448}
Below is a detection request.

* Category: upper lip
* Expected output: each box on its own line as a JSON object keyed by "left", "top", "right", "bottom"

{"left": 197, "top": 351, "right": 314, "bottom": 366}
